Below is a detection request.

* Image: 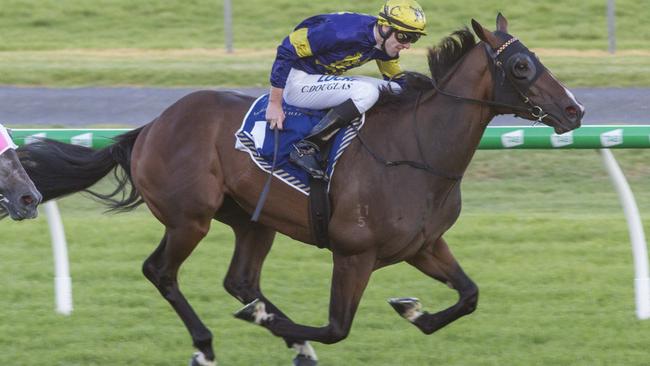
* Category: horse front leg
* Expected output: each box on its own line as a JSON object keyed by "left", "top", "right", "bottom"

{"left": 390, "top": 236, "right": 479, "bottom": 334}
{"left": 234, "top": 250, "right": 376, "bottom": 346}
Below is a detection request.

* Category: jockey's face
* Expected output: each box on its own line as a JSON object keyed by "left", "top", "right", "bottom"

{"left": 383, "top": 27, "right": 412, "bottom": 57}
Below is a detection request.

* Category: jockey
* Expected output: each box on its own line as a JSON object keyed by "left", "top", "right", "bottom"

{"left": 266, "top": 0, "right": 427, "bottom": 179}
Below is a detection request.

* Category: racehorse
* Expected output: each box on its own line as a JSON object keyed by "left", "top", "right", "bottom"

{"left": 0, "top": 124, "right": 41, "bottom": 220}
{"left": 15, "top": 15, "right": 583, "bottom": 366}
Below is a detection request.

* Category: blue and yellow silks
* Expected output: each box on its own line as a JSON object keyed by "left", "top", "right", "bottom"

{"left": 270, "top": 13, "right": 403, "bottom": 88}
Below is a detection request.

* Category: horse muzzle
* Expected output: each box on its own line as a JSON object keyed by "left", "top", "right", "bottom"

{"left": 1, "top": 189, "right": 43, "bottom": 220}
{"left": 542, "top": 100, "right": 585, "bottom": 134}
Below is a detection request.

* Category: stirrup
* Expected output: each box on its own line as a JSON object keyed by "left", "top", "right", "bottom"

{"left": 294, "top": 140, "right": 320, "bottom": 155}
{"left": 289, "top": 143, "right": 328, "bottom": 181}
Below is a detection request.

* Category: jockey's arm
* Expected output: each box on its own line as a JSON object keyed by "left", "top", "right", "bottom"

{"left": 267, "top": 37, "right": 295, "bottom": 130}
{"left": 377, "top": 58, "right": 406, "bottom": 87}
{"left": 267, "top": 29, "right": 310, "bottom": 130}
{"left": 268, "top": 24, "right": 336, "bottom": 129}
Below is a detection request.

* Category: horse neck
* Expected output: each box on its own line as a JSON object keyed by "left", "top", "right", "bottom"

{"left": 415, "top": 44, "right": 495, "bottom": 178}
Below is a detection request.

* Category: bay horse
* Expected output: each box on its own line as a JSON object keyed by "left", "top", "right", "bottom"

{"left": 15, "top": 15, "right": 583, "bottom": 365}
{"left": 0, "top": 124, "right": 41, "bottom": 220}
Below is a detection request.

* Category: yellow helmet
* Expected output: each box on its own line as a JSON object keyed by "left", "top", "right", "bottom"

{"left": 377, "top": 0, "right": 427, "bottom": 35}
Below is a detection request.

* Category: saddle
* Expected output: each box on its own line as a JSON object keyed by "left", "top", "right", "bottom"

{"left": 234, "top": 94, "right": 365, "bottom": 248}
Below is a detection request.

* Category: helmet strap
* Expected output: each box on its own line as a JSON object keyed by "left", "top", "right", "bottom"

{"left": 377, "top": 25, "right": 393, "bottom": 53}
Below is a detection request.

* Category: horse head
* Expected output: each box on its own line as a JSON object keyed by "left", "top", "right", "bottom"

{"left": 0, "top": 126, "right": 42, "bottom": 220}
{"left": 471, "top": 14, "right": 584, "bottom": 133}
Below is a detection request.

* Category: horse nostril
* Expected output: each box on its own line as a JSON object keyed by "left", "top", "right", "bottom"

{"left": 565, "top": 105, "right": 579, "bottom": 120}
{"left": 21, "top": 195, "right": 34, "bottom": 206}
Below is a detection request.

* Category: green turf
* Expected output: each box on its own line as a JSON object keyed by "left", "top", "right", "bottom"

{"left": 0, "top": 0, "right": 649, "bottom": 87}
{"left": 1, "top": 149, "right": 649, "bottom": 365}
{"left": 0, "top": 0, "right": 647, "bottom": 50}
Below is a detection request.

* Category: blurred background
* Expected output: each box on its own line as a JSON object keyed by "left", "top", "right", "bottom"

{"left": 0, "top": 0, "right": 647, "bottom": 87}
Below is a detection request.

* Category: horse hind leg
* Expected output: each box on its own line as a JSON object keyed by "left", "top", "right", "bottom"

{"left": 221, "top": 216, "right": 318, "bottom": 365}
{"left": 142, "top": 221, "right": 217, "bottom": 366}
{"left": 391, "top": 236, "right": 479, "bottom": 334}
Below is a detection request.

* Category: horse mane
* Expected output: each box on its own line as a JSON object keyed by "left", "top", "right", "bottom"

{"left": 377, "top": 27, "right": 476, "bottom": 106}
{"left": 428, "top": 27, "right": 477, "bottom": 83}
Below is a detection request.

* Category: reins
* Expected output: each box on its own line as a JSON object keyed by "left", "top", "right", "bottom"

{"left": 353, "top": 92, "right": 463, "bottom": 181}
{"left": 251, "top": 128, "right": 279, "bottom": 222}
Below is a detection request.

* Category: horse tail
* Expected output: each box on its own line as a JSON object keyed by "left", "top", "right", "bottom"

{"left": 19, "top": 126, "right": 145, "bottom": 211}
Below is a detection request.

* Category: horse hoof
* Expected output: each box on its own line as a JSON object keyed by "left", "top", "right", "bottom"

{"left": 388, "top": 297, "right": 423, "bottom": 322}
{"left": 234, "top": 299, "right": 261, "bottom": 323}
{"left": 234, "top": 299, "right": 274, "bottom": 324}
{"left": 293, "top": 354, "right": 318, "bottom": 366}
{"left": 189, "top": 351, "right": 217, "bottom": 366}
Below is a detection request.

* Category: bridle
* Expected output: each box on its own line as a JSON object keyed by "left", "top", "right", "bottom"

{"left": 427, "top": 33, "right": 551, "bottom": 123}
{"left": 356, "top": 32, "right": 557, "bottom": 180}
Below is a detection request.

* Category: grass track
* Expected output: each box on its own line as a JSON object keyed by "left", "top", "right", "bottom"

{"left": 1, "top": 0, "right": 647, "bottom": 50}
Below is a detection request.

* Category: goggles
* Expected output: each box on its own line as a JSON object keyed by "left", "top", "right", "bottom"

{"left": 394, "top": 31, "right": 421, "bottom": 44}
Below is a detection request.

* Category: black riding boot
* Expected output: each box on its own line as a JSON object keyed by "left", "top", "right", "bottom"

{"left": 290, "top": 99, "right": 361, "bottom": 179}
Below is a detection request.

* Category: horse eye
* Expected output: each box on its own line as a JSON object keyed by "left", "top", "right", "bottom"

{"left": 506, "top": 53, "right": 536, "bottom": 81}
{"left": 512, "top": 60, "right": 531, "bottom": 79}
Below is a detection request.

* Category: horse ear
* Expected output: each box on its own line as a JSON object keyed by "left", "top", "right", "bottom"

{"left": 471, "top": 19, "right": 500, "bottom": 49}
{"left": 496, "top": 13, "right": 508, "bottom": 32}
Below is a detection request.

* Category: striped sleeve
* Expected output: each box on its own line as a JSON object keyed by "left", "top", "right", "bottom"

{"left": 289, "top": 28, "right": 313, "bottom": 57}
{"left": 269, "top": 23, "right": 336, "bottom": 88}
{"left": 376, "top": 59, "right": 403, "bottom": 80}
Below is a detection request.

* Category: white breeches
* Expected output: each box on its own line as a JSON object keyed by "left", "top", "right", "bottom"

{"left": 283, "top": 68, "right": 401, "bottom": 113}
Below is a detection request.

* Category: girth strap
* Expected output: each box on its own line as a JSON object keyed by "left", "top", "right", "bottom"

{"left": 308, "top": 177, "right": 331, "bottom": 249}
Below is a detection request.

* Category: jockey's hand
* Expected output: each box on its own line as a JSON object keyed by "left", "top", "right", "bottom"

{"left": 266, "top": 86, "right": 285, "bottom": 130}
{"left": 265, "top": 101, "right": 285, "bottom": 130}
